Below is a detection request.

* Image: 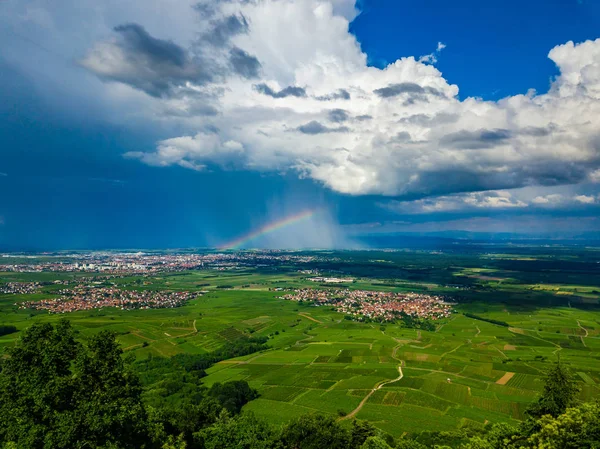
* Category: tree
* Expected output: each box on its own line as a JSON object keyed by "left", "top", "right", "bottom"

{"left": 526, "top": 359, "right": 580, "bottom": 419}
{"left": 350, "top": 420, "right": 378, "bottom": 448}
{"left": 0, "top": 320, "right": 153, "bottom": 449}
{"left": 360, "top": 436, "right": 392, "bottom": 449}
{"left": 196, "top": 412, "right": 279, "bottom": 449}
{"left": 208, "top": 380, "right": 259, "bottom": 414}
{"left": 395, "top": 440, "right": 428, "bottom": 449}
{"left": 526, "top": 402, "right": 600, "bottom": 449}
{"left": 280, "top": 414, "right": 350, "bottom": 449}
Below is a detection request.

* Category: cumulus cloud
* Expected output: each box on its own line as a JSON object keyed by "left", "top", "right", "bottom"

{"left": 23, "top": 0, "right": 600, "bottom": 199}
{"left": 125, "top": 132, "right": 244, "bottom": 170}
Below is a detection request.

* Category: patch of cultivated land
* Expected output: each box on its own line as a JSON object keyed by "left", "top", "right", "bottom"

{"left": 2, "top": 248, "right": 600, "bottom": 437}
{"left": 496, "top": 372, "right": 515, "bottom": 385}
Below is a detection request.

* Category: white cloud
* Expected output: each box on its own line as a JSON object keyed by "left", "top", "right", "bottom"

{"left": 125, "top": 132, "right": 244, "bottom": 170}
{"left": 532, "top": 194, "right": 565, "bottom": 204}
{"left": 381, "top": 185, "right": 600, "bottom": 214}
{"left": 419, "top": 41, "right": 447, "bottom": 64}
{"left": 4, "top": 0, "right": 600, "bottom": 199}
{"left": 574, "top": 194, "right": 597, "bottom": 204}
{"left": 384, "top": 190, "right": 527, "bottom": 214}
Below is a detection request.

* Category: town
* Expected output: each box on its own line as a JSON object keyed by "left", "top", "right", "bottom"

{"left": 0, "top": 251, "right": 331, "bottom": 274}
{"left": 281, "top": 288, "right": 453, "bottom": 322}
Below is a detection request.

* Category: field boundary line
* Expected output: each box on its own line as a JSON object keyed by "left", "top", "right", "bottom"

{"left": 298, "top": 313, "right": 322, "bottom": 324}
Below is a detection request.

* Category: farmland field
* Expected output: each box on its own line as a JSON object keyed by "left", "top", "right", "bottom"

{"left": 1, "top": 246, "right": 600, "bottom": 437}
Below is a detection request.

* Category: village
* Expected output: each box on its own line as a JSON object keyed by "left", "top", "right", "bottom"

{"left": 281, "top": 288, "right": 453, "bottom": 322}
{"left": 19, "top": 286, "right": 201, "bottom": 313}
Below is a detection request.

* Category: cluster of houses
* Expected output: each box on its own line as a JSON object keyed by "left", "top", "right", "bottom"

{"left": 19, "top": 286, "right": 200, "bottom": 313}
{"left": 281, "top": 288, "right": 453, "bottom": 322}
{"left": 0, "top": 282, "right": 41, "bottom": 295}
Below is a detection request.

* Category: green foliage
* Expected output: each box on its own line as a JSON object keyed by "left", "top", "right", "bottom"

{"left": 0, "top": 320, "right": 151, "bottom": 449}
{"left": 360, "top": 436, "right": 393, "bottom": 449}
{"left": 350, "top": 420, "right": 378, "bottom": 448}
{"left": 526, "top": 360, "right": 580, "bottom": 419}
{"left": 526, "top": 401, "right": 600, "bottom": 449}
{"left": 279, "top": 414, "right": 350, "bottom": 449}
{"left": 395, "top": 440, "right": 428, "bottom": 449}
{"left": 196, "top": 412, "right": 279, "bottom": 449}
{"left": 208, "top": 381, "right": 259, "bottom": 414}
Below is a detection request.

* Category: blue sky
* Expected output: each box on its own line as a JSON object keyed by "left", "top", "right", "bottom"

{"left": 0, "top": 0, "right": 599, "bottom": 249}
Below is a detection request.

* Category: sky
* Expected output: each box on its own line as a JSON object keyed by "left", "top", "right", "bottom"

{"left": 0, "top": 0, "right": 599, "bottom": 249}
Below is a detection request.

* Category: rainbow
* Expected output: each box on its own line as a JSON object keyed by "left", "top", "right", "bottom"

{"left": 219, "top": 209, "right": 319, "bottom": 250}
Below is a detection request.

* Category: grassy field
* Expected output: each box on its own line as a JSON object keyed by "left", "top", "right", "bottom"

{"left": 1, "top": 247, "right": 599, "bottom": 437}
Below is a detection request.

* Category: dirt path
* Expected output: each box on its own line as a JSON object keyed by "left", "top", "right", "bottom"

{"left": 475, "top": 326, "right": 481, "bottom": 338}
{"left": 577, "top": 320, "right": 589, "bottom": 347}
{"left": 339, "top": 364, "right": 404, "bottom": 421}
{"left": 339, "top": 338, "right": 406, "bottom": 421}
{"left": 298, "top": 313, "right": 322, "bottom": 324}
{"left": 193, "top": 319, "right": 197, "bottom": 332}
{"left": 495, "top": 346, "right": 508, "bottom": 359}
{"left": 440, "top": 343, "right": 464, "bottom": 359}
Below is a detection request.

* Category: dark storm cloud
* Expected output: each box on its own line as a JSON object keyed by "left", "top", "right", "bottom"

{"left": 397, "top": 158, "right": 596, "bottom": 201}
{"left": 328, "top": 109, "right": 349, "bottom": 123}
{"left": 440, "top": 128, "right": 512, "bottom": 149}
{"left": 114, "top": 23, "right": 187, "bottom": 67}
{"left": 315, "top": 89, "right": 351, "bottom": 101}
{"left": 519, "top": 161, "right": 590, "bottom": 186}
{"left": 201, "top": 14, "right": 249, "bottom": 47}
{"left": 374, "top": 82, "right": 444, "bottom": 99}
{"left": 82, "top": 23, "right": 215, "bottom": 97}
{"left": 254, "top": 83, "right": 307, "bottom": 98}
{"left": 297, "top": 121, "right": 349, "bottom": 134}
{"left": 229, "top": 47, "right": 261, "bottom": 79}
